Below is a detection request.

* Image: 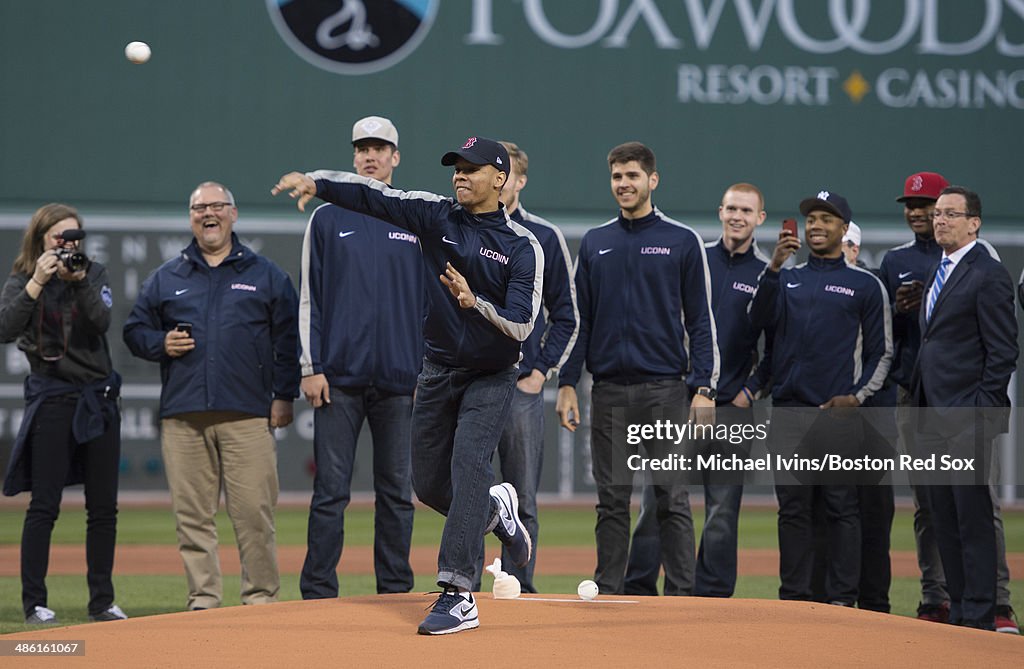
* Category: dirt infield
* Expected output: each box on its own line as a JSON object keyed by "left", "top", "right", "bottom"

{"left": 4, "top": 593, "right": 1022, "bottom": 667}
{"left": 1, "top": 544, "right": 1022, "bottom": 578}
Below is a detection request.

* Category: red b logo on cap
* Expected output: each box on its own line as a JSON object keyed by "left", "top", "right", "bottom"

{"left": 462, "top": 137, "right": 478, "bottom": 149}
{"left": 911, "top": 175, "right": 924, "bottom": 192}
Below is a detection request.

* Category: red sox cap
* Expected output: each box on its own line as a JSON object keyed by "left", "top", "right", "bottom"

{"left": 897, "top": 172, "right": 949, "bottom": 202}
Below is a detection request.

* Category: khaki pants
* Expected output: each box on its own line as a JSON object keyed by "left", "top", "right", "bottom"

{"left": 162, "top": 412, "right": 279, "bottom": 609}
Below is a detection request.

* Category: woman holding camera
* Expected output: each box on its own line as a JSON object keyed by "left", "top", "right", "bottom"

{"left": 0, "top": 203, "right": 126, "bottom": 624}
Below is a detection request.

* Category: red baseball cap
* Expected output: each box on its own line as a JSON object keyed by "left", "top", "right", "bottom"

{"left": 896, "top": 172, "right": 949, "bottom": 202}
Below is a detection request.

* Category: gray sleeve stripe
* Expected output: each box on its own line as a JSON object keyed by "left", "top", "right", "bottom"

{"left": 852, "top": 267, "right": 894, "bottom": 404}
{"left": 657, "top": 208, "right": 721, "bottom": 388}
{"left": 297, "top": 203, "right": 329, "bottom": 378}
{"left": 471, "top": 214, "right": 545, "bottom": 342}
{"left": 305, "top": 170, "right": 448, "bottom": 204}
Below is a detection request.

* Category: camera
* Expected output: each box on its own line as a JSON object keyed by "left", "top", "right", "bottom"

{"left": 55, "top": 229, "right": 89, "bottom": 273}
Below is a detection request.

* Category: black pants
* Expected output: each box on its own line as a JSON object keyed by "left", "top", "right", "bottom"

{"left": 590, "top": 380, "right": 694, "bottom": 596}
{"left": 21, "top": 396, "right": 120, "bottom": 617}
{"left": 856, "top": 484, "right": 894, "bottom": 611}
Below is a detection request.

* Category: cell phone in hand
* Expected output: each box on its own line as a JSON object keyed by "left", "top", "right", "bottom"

{"left": 782, "top": 218, "right": 798, "bottom": 237}
{"left": 176, "top": 322, "right": 193, "bottom": 337}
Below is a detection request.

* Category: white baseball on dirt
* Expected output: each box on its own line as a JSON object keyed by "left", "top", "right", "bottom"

{"left": 577, "top": 579, "right": 599, "bottom": 600}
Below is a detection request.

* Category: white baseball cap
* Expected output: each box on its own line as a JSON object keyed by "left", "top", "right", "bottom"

{"left": 842, "top": 221, "right": 862, "bottom": 246}
{"left": 352, "top": 115, "right": 398, "bottom": 147}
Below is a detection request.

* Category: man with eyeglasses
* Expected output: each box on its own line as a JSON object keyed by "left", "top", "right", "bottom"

{"left": 124, "top": 181, "right": 300, "bottom": 611}
{"left": 879, "top": 173, "right": 1018, "bottom": 633}
{"left": 909, "top": 186, "right": 1018, "bottom": 631}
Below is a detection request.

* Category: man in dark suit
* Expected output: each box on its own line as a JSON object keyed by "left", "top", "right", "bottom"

{"left": 910, "top": 186, "right": 1018, "bottom": 631}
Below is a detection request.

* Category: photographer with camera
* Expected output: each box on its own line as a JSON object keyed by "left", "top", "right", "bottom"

{"left": 0, "top": 203, "right": 126, "bottom": 625}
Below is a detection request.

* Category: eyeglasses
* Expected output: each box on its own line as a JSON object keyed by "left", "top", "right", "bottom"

{"left": 190, "top": 201, "right": 233, "bottom": 213}
{"left": 931, "top": 210, "right": 976, "bottom": 221}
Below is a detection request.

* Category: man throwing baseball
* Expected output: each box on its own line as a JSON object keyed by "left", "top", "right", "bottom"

{"left": 273, "top": 136, "right": 543, "bottom": 636}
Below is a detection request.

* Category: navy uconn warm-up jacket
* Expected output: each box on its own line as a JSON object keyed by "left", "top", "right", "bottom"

{"left": 559, "top": 208, "right": 720, "bottom": 389}
{"left": 512, "top": 206, "right": 578, "bottom": 378}
{"left": 748, "top": 255, "right": 892, "bottom": 407}
{"left": 298, "top": 202, "right": 425, "bottom": 395}
{"left": 123, "top": 234, "right": 300, "bottom": 418}
{"left": 309, "top": 171, "right": 544, "bottom": 372}
{"left": 703, "top": 239, "right": 771, "bottom": 403}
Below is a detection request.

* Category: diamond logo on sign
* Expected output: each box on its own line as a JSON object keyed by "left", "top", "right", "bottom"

{"left": 266, "top": 0, "right": 439, "bottom": 76}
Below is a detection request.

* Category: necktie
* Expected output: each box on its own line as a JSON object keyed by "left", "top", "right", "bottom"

{"left": 926, "top": 258, "right": 952, "bottom": 322}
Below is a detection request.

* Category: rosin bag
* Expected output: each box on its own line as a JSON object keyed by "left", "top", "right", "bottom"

{"left": 485, "top": 557, "right": 521, "bottom": 599}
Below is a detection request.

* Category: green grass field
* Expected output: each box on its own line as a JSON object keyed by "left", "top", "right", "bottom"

{"left": 1, "top": 505, "right": 1021, "bottom": 634}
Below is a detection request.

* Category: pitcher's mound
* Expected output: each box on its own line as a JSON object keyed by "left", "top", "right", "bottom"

{"left": 7, "top": 594, "right": 1021, "bottom": 667}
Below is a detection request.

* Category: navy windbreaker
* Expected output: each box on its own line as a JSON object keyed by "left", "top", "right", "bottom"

{"left": 559, "top": 208, "right": 719, "bottom": 389}
{"left": 748, "top": 255, "right": 892, "bottom": 406}
{"left": 512, "top": 206, "right": 578, "bottom": 378}
{"left": 310, "top": 171, "right": 544, "bottom": 372}
{"left": 299, "top": 202, "right": 425, "bottom": 394}
{"left": 702, "top": 239, "right": 771, "bottom": 402}
{"left": 123, "top": 234, "right": 300, "bottom": 418}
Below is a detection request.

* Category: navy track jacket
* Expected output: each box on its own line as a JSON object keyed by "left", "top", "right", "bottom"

{"left": 299, "top": 202, "right": 425, "bottom": 394}
{"left": 512, "top": 205, "right": 579, "bottom": 378}
{"left": 309, "top": 171, "right": 544, "bottom": 371}
{"left": 559, "top": 208, "right": 720, "bottom": 389}
{"left": 749, "top": 255, "right": 892, "bottom": 406}
{"left": 123, "top": 235, "right": 300, "bottom": 418}
{"left": 703, "top": 239, "right": 771, "bottom": 402}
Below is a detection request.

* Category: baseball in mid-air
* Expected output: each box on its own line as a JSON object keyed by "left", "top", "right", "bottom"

{"left": 125, "top": 41, "right": 151, "bottom": 64}
{"left": 577, "top": 579, "right": 599, "bottom": 601}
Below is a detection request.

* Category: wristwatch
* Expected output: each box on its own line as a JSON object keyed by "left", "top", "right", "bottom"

{"left": 695, "top": 386, "right": 717, "bottom": 401}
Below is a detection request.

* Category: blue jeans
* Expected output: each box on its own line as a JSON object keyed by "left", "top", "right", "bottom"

{"left": 625, "top": 404, "right": 749, "bottom": 597}
{"left": 301, "top": 386, "right": 415, "bottom": 597}
{"left": 624, "top": 483, "right": 744, "bottom": 597}
{"left": 411, "top": 358, "right": 518, "bottom": 591}
{"left": 483, "top": 386, "right": 544, "bottom": 592}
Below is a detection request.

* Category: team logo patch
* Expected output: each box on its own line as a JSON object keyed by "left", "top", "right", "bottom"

{"left": 911, "top": 175, "right": 924, "bottom": 192}
{"left": 817, "top": 190, "right": 831, "bottom": 200}
{"left": 462, "top": 137, "right": 478, "bottom": 150}
{"left": 101, "top": 285, "right": 113, "bottom": 308}
{"left": 266, "top": 0, "right": 439, "bottom": 76}
{"left": 360, "top": 118, "right": 382, "bottom": 134}
{"left": 231, "top": 283, "right": 258, "bottom": 292}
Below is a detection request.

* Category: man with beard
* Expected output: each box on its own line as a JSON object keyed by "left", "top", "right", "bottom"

{"left": 556, "top": 142, "right": 719, "bottom": 596}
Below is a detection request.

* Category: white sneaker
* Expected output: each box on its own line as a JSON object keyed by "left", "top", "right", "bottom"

{"left": 25, "top": 606, "right": 58, "bottom": 625}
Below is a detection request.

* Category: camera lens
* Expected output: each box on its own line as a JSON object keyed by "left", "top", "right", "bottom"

{"left": 57, "top": 249, "right": 89, "bottom": 272}
{"left": 66, "top": 252, "right": 88, "bottom": 272}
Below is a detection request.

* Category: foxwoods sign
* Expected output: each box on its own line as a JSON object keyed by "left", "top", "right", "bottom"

{"left": 271, "top": 0, "right": 1024, "bottom": 109}
{"left": 466, "top": 0, "right": 1024, "bottom": 109}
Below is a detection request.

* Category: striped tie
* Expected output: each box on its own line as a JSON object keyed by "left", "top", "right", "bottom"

{"left": 925, "top": 258, "right": 952, "bottom": 322}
